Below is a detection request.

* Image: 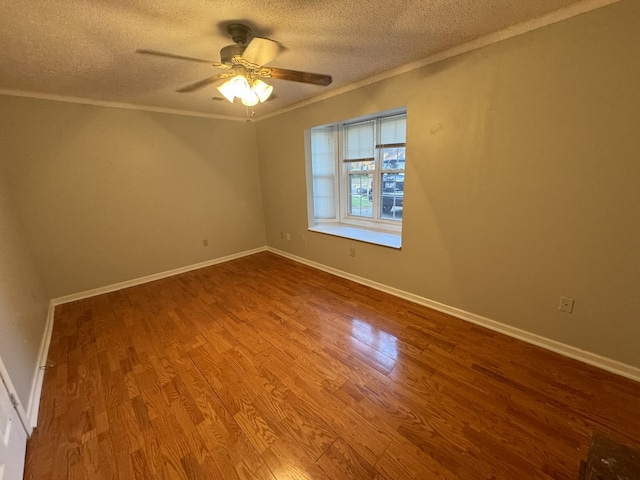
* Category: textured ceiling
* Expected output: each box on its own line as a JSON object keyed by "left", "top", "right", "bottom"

{"left": 0, "top": 0, "right": 604, "bottom": 119}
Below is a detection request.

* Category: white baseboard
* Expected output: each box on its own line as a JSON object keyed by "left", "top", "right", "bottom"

{"left": 52, "top": 246, "right": 267, "bottom": 305}
{"left": 24, "top": 247, "right": 267, "bottom": 431}
{"left": 37, "top": 242, "right": 639, "bottom": 421}
{"left": 26, "top": 301, "right": 56, "bottom": 431}
{"left": 267, "top": 247, "right": 640, "bottom": 383}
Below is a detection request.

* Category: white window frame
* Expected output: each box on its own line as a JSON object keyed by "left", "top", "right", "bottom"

{"left": 306, "top": 108, "right": 406, "bottom": 248}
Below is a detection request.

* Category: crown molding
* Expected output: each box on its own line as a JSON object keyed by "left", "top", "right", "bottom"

{"left": 259, "top": 0, "right": 621, "bottom": 121}
{"left": 0, "top": 88, "right": 246, "bottom": 121}
{"left": 0, "top": 0, "right": 621, "bottom": 122}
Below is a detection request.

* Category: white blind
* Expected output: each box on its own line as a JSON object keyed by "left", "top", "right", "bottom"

{"left": 310, "top": 126, "right": 337, "bottom": 220}
{"left": 344, "top": 120, "right": 374, "bottom": 161}
{"left": 379, "top": 114, "right": 406, "bottom": 146}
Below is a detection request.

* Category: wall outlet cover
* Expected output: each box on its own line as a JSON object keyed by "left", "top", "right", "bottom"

{"left": 559, "top": 296, "right": 575, "bottom": 313}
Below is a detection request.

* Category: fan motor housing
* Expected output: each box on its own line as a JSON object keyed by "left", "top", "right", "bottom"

{"left": 220, "top": 44, "right": 246, "bottom": 65}
{"left": 226, "top": 24, "right": 252, "bottom": 45}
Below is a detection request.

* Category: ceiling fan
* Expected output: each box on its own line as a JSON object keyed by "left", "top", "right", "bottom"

{"left": 137, "top": 23, "right": 332, "bottom": 107}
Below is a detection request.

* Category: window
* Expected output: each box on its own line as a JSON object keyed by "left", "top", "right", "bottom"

{"left": 307, "top": 109, "right": 406, "bottom": 248}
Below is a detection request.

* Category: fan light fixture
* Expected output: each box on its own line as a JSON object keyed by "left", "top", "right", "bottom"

{"left": 137, "top": 23, "right": 332, "bottom": 114}
{"left": 217, "top": 74, "right": 273, "bottom": 106}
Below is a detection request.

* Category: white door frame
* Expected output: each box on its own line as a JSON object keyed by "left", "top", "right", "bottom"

{"left": 0, "top": 359, "right": 29, "bottom": 437}
{"left": 0, "top": 355, "right": 29, "bottom": 480}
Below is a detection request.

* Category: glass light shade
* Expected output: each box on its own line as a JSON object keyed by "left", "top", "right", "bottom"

{"left": 217, "top": 75, "right": 273, "bottom": 106}
{"left": 252, "top": 79, "right": 273, "bottom": 103}
{"left": 241, "top": 89, "right": 259, "bottom": 107}
{"left": 229, "top": 75, "right": 250, "bottom": 98}
{"left": 216, "top": 80, "right": 236, "bottom": 103}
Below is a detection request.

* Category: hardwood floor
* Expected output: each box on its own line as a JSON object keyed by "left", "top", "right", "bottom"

{"left": 24, "top": 252, "right": 640, "bottom": 479}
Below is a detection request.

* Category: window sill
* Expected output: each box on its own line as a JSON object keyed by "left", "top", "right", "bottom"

{"left": 309, "top": 224, "right": 401, "bottom": 249}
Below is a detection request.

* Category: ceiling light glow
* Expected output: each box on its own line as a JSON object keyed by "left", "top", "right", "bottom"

{"left": 217, "top": 73, "right": 273, "bottom": 106}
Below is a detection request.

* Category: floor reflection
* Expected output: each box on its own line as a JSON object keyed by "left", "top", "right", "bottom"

{"left": 351, "top": 318, "right": 398, "bottom": 367}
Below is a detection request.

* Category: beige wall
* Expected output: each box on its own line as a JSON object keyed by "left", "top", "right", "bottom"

{"left": 256, "top": 1, "right": 640, "bottom": 367}
{"left": 0, "top": 173, "right": 49, "bottom": 404}
{"left": 1, "top": 1, "right": 638, "bottom": 410}
{"left": 0, "top": 96, "right": 266, "bottom": 298}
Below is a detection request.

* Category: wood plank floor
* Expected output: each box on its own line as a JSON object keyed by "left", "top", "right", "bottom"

{"left": 24, "top": 252, "right": 640, "bottom": 479}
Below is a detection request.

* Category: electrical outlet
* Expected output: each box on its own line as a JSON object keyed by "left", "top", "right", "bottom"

{"left": 559, "top": 296, "right": 574, "bottom": 313}
{"left": 349, "top": 248, "right": 356, "bottom": 257}
{"left": 202, "top": 239, "right": 209, "bottom": 247}
{"left": 286, "top": 233, "right": 291, "bottom": 240}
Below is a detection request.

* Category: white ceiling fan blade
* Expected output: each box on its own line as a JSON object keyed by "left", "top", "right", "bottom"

{"left": 241, "top": 38, "right": 281, "bottom": 66}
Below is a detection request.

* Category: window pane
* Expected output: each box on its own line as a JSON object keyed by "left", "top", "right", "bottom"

{"left": 349, "top": 173, "right": 373, "bottom": 218}
{"left": 313, "top": 177, "right": 336, "bottom": 218}
{"left": 311, "top": 127, "right": 335, "bottom": 175}
{"left": 311, "top": 126, "right": 336, "bottom": 219}
{"left": 379, "top": 173, "right": 404, "bottom": 220}
{"left": 379, "top": 114, "right": 406, "bottom": 145}
{"left": 345, "top": 121, "right": 374, "bottom": 161}
{"left": 381, "top": 147, "right": 406, "bottom": 171}
{"left": 308, "top": 108, "right": 406, "bottom": 230}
